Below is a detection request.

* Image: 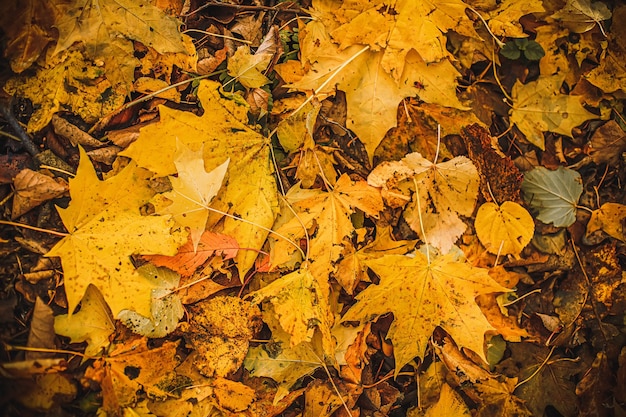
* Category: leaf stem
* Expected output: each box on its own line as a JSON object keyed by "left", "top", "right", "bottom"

{"left": 183, "top": 29, "right": 253, "bottom": 44}
{"left": 290, "top": 45, "right": 370, "bottom": 117}
{"left": 433, "top": 124, "right": 441, "bottom": 165}
{"left": 0, "top": 220, "right": 68, "bottom": 237}
{"left": 514, "top": 345, "right": 555, "bottom": 389}
{"left": 466, "top": 7, "right": 505, "bottom": 48}
{"left": 412, "top": 178, "right": 430, "bottom": 264}
{"left": 501, "top": 288, "right": 541, "bottom": 307}
{"left": 576, "top": 204, "right": 594, "bottom": 214}
{"left": 171, "top": 188, "right": 307, "bottom": 261}
{"left": 3, "top": 343, "right": 91, "bottom": 359}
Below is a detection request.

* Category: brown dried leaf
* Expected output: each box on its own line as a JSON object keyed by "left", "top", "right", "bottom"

{"left": 52, "top": 115, "right": 104, "bottom": 148}
{"left": 462, "top": 124, "right": 523, "bottom": 203}
{"left": 588, "top": 120, "right": 626, "bottom": 166}
{"left": 12, "top": 169, "right": 68, "bottom": 219}
{"left": 26, "top": 298, "right": 56, "bottom": 360}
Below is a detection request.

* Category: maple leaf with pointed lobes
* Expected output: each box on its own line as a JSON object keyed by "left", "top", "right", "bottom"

{"left": 509, "top": 75, "right": 599, "bottom": 150}
{"left": 270, "top": 174, "right": 383, "bottom": 281}
{"left": 121, "top": 80, "right": 279, "bottom": 279}
{"left": 368, "top": 153, "right": 480, "bottom": 254}
{"left": 158, "top": 140, "right": 229, "bottom": 251}
{"left": 46, "top": 148, "right": 186, "bottom": 317}
{"left": 52, "top": 0, "right": 187, "bottom": 94}
{"left": 250, "top": 265, "right": 335, "bottom": 355}
{"left": 284, "top": 7, "right": 470, "bottom": 164}
{"left": 322, "top": 0, "right": 478, "bottom": 73}
{"left": 342, "top": 252, "right": 509, "bottom": 376}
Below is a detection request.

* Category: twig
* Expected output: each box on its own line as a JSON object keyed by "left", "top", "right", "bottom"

{"left": 0, "top": 100, "right": 40, "bottom": 157}
{"left": 182, "top": 1, "right": 304, "bottom": 17}
{"left": 0, "top": 220, "right": 68, "bottom": 237}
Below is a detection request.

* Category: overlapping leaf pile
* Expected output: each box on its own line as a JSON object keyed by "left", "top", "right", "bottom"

{"left": 0, "top": 0, "right": 625, "bottom": 416}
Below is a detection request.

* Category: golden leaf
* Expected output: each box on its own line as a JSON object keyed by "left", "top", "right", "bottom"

{"left": 250, "top": 266, "right": 335, "bottom": 354}
{"left": 369, "top": 153, "right": 480, "bottom": 254}
{"left": 270, "top": 174, "right": 383, "bottom": 278}
{"left": 158, "top": 141, "right": 229, "bottom": 251}
{"left": 46, "top": 148, "right": 186, "bottom": 317}
{"left": 475, "top": 201, "right": 534, "bottom": 256}
{"left": 510, "top": 75, "right": 599, "bottom": 149}
{"left": 342, "top": 252, "right": 509, "bottom": 375}
{"left": 121, "top": 80, "right": 279, "bottom": 277}
{"left": 54, "top": 285, "right": 114, "bottom": 357}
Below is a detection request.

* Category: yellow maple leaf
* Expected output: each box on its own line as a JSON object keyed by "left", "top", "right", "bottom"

{"left": 46, "top": 148, "right": 186, "bottom": 317}
{"left": 52, "top": 0, "right": 188, "bottom": 93}
{"left": 250, "top": 265, "right": 335, "bottom": 354}
{"left": 3, "top": 50, "right": 125, "bottom": 132}
{"left": 121, "top": 80, "right": 279, "bottom": 277}
{"left": 425, "top": 383, "right": 471, "bottom": 417}
{"left": 368, "top": 152, "right": 480, "bottom": 254}
{"left": 227, "top": 45, "right": 272, "bottom": 89}
{"left": 342, "top": 252, "right": 509, "bottom": 375}
{"left": 54, "top": 285, "right": 114, "bottom": 357}
{"left": 285, "top": 5, "right": 471, "bottom": 163}
{"left": 98, "top": 339, "right": 181, "bottom": 412}
{"left": 244, "top": 303, "right": 324, "bottom": 404}
{"left": 270, "top": 174, "right": 383, "bottom": 278}
{"left": 323, "top": 0, "right": 478, "bottom": 72}
{"left": 509, "top": 75, "right": 599, "bottom": 149}
{"left": 475, "top": 201, "right": 534, "bottom": 256}
{"left": 158, "top": 140, "right": 229, "bottom": 251}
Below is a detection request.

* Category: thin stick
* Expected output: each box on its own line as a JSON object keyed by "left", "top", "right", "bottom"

{"left": 412, "top": 178, "right": 430, "bottom": 263}
{"left": 515, "top": 345, "right": 555, "bottom": 389}
{"left": 308, "top": 348, "right": 353, "bottom": 417}
{"left": 502, "top": 288, "right": 541, "bottom": 307}
{"left": 170, "top": 189, "right": 307, "bottom": 260}
{"left": 0, "top": 220, "right": 68, "bottom": 237}
{"left": 466, "top": 7, "right": 505, "bottom": 47}
{"left": 4, "top": 343, "right": 91, "bottom": 359}
{"left": 183, "top": 29, "right": 252, "bottom": 44}
{"left": 39, "top": 165, "right": 75, "bottom": 177}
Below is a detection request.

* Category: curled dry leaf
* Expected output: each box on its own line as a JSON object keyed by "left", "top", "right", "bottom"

{"left": 12, "top": 168, "right": 68, "bottom": 219}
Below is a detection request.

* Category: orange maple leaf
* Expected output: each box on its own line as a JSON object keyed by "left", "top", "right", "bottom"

{"left": 145, "top": 231, "right": 239, "bottom": 277}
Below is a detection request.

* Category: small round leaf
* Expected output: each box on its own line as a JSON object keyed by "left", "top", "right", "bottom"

{"left": 475, "top": 201, "right": 534, "bottom": 256}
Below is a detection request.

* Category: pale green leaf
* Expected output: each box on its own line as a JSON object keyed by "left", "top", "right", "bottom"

{"left": 521, "top": 166, "right": 582, "bottom": 227}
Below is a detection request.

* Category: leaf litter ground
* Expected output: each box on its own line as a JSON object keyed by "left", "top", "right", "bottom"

{"left": 0, "top": 0, "right": 625, "bottom": 416}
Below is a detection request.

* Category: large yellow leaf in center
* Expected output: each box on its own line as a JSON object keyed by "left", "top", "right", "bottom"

{"left": 342, "top": 252, "right": 508, "bottom": 375}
